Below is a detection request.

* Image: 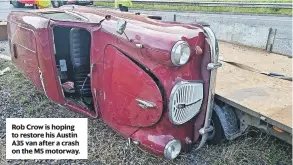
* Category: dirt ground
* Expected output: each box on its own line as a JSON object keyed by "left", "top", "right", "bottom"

{"left": 0, "top": 42, "right": 292, "bottom": 164}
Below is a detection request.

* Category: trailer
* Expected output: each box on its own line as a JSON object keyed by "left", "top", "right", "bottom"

{"left": 212, "top": 44, "right": 292, "bottom": 144}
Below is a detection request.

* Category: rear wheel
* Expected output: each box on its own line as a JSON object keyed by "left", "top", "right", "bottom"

{"left": 207, "top": 111, "right": 225, "bottom": 144}
{"left": 11, "top": 0, "right": 25, "bottom": 8}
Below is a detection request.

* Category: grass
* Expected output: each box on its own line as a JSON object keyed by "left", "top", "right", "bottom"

{"left": 0, "top": 58, "right": 292, "bottom": 164}
{"left": 94, "top": 1, "right": 292, "bottom": 15}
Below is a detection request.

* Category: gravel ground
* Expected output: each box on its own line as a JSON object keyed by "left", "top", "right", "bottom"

{"left": 0, "top": 58, "right": 292, "bottom": 165}
{"left": 0, "top": 40, "right": 9, "bottom": 56}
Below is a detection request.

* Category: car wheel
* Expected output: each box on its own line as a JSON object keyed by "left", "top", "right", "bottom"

{"left": 11, "top": 0, "right": 25, "bottom": 8}
{"left": 51, "top": 0, "right": 60, "bottom": 8}
{"left": 207, "top": 111, "right": 225, "bottom": 145}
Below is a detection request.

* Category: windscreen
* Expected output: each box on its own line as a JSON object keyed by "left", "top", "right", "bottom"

{"left": 39, "top": 11, "right": 87, "bottom": 22}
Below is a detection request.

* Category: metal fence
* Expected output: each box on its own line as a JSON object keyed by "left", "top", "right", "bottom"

{"left": 100, "top": 0, "right": 293, "bottom": 9}
{"left": 127, "top": 9, "right": 292, "bottom": 56}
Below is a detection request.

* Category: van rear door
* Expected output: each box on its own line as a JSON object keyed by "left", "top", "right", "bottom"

{"left": 8, "top": 19, "right": 43, "bottom": 90}
{"left": 8, "top": 14, "right": 65, "bottom": 104}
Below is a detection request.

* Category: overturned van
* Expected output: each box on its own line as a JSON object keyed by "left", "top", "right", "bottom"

{"left": 7, "top": 5, "right": 221, "bottom": 159}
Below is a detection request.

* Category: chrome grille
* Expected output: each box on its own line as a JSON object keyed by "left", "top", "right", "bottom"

{"left": 169, "top": 81, "right": 203, "bottom": 125}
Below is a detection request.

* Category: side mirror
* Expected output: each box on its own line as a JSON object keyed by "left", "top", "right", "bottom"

{"left": 116, "top": 19, "right": 127, "bottom": 35}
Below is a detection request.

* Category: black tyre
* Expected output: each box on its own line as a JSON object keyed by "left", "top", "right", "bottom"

{"left": 207, "top": 111, "right": 225, "bottom": 145}
{"left": 51, "top": 0, "right": 60, "bottom": 8}
{"left": 11, "top": 0, "right": 25, "bottom": 8}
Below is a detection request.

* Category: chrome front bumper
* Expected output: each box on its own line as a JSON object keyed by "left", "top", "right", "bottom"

{"left": 195, "top": 25, "right": 222, "bottom": 150}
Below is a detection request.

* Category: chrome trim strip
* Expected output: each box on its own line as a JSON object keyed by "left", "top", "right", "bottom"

{"left": 195, "top": 26, "right": 221, "bottom": 150}
{"left": 38, "top": 67, "right": 48, "bottom": 98}
{"left": 136, "top": 98, "right": 156, "bottom": 109}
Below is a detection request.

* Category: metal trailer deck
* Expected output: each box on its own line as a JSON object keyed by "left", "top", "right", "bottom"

{"left": 215, "top": 43, "right": 292, "bottom": 143}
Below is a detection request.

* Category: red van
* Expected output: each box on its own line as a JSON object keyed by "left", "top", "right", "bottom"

{"left": 7, "top": 5, "right": 221, "bottom": 160}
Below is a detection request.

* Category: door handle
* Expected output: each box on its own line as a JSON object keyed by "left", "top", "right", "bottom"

{"left": 136, "top": 99, "right": 156, "bottom": 109}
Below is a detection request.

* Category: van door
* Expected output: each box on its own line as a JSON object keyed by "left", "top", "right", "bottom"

{"left": 101, "top": 45, "right": 164, "bottom": 127}
{"left": 34, "top": 18, "right": 66, "bottom": 104}
{"left": 9, "top": 16, "right": 65, "bottom": 104}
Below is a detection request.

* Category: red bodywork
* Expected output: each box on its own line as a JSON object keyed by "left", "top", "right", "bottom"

{"left": 7, "top": 6, "right": 219, "bottom": 158}
{"left": 18, "top": 0, "right": 36, "bottom": 5}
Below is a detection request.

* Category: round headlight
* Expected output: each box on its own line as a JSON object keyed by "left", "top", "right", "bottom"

{"left": 171, "top": 41, "right": 191, "bottom": 66}
{"left": 164, "top": 139, "right": 182, "bottom": 160}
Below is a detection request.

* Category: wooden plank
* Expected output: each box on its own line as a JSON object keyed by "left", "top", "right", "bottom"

{"left": 215, "top": 42, "right": 292, "bottom": 129}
